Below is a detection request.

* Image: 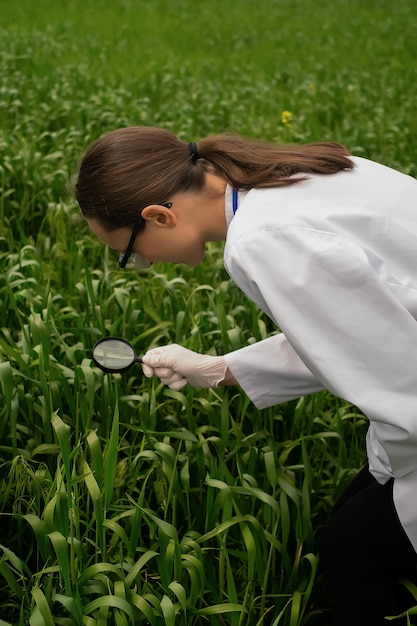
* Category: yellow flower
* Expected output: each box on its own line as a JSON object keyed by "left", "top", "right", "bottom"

{"left": 281, "top": 110, "right": 293, "bottom": 126}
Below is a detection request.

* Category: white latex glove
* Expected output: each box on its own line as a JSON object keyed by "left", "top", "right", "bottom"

{"left": 141, "top": 344, "right": 227, "bottom": 390}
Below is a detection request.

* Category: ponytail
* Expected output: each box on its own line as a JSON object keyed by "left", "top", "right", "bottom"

{"left": 195, "top": 134, "right": 354, "bottom": 189}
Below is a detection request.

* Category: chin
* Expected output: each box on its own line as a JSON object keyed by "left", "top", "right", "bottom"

{"left": 181, "top": 246, "right": 205, "bottom": 268}
{"left": 189, "top": 254, "right": 205, "bottom": 268}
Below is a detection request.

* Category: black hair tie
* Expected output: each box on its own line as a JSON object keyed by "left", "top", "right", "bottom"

{"left": 188, "top": 142, "right": 199, "bottom": 163}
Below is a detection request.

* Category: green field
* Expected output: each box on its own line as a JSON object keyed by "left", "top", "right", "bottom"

{"left": 0, "top": 1, "right": 416, "bottom": 624}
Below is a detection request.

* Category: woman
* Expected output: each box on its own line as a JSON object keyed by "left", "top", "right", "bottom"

{"left": 75, "top": 126, "right": 417, "bottom": 625}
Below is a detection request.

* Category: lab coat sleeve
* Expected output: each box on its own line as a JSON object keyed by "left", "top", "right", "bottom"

{"left": 225, "top": 225, "right": 417, "bottom": 482}
{"left": 224, "top": 333, "right": 325, "bottom": 408}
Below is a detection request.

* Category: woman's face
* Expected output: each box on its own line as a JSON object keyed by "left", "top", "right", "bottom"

{"left": 86, "top": 174, "right": 228, "bottom": 268}
{"left": 87, "top": 210, "right": 206, "bottom": 269}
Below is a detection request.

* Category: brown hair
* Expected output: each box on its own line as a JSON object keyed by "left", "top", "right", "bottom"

{"left": 75, "top": 126, "right": 354, "bottom": 232}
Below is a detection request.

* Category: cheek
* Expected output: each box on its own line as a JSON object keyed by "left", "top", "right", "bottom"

{"left": 136, "top": 232, "right": 176, "bottom": 263}
{"left": 137, "top": 227, "right": 204, "bottom": 265}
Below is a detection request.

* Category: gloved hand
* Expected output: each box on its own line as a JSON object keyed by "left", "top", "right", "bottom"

{"left": 141, "top": 344, "right": 227, "bottom": 390}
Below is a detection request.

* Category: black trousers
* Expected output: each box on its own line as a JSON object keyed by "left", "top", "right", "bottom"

{"left": 318, "top": 466, "right": 417, "bottom": 626}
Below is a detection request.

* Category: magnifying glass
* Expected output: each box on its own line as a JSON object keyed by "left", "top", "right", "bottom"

{"left": 92, "top": 337, "right": 142, "bottom": 373}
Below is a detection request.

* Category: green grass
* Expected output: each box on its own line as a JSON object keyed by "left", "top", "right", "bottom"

{"left": 0, "top": 0, "right": 416, "bottom": 623}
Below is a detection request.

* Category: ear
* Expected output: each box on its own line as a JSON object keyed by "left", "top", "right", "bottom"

{"left": 141, "top": 205, "right": 177, "bottom": 228}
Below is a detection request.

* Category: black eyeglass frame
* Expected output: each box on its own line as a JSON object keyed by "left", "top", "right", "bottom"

{"left": 119, "top": 203, "right": 173, "bottom": 269}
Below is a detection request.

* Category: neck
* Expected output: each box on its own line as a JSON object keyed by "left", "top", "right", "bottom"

{"left": 200, "top": 172, "right": 228, "bottom": 242}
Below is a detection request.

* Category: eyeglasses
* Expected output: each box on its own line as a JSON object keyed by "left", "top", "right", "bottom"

{"left": 119, "top": 203, "right": 173, "bottom": 270}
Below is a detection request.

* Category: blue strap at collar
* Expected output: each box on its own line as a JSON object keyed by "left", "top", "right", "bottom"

{"left": 232, "top": 189, "right": 238, "bottom": 214}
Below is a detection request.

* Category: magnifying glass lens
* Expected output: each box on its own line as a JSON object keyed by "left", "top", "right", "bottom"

{"left": 93, "top": 338, "right": 137, "bottom": 373}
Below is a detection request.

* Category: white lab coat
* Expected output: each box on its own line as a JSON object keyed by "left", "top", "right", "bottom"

{"left": 223, "top": 157, "right": 417, "bottom": 551}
